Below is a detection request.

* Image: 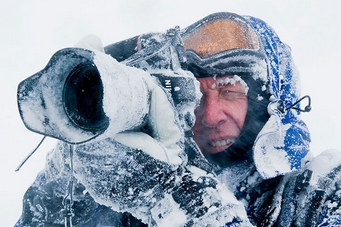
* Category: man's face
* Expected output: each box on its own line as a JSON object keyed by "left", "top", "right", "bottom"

{"left": 192, "top": 76, "right": 248, "bottom": 155}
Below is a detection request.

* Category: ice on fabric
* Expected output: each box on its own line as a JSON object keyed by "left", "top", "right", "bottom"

{"left": 253, "top": 115, "right": 292, "bottom": 178}
{"left": 72, "top": 137, "right": 253, "bottom": 226}
{"left": 93, "top": 51, "right": 189, "bottom": 165}
{"left": 93, "top": 51, "right": 150, "bottom": 136}
{"left": 75, "top": 34, "right": 105, "bottom": 53}
{"left": 150, "top": 194, "right": 187, "bottom": 226}
{"left": 195, "top": 51, "right": 268, "bottom": 83}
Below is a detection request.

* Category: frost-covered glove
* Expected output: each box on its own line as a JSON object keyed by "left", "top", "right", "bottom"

{"left": 276, "top": 149, "right": 341, "bottom": 227}
{"left": 73, "top": 139, "right": 253, "bottom": 226}
{"left": 71, "top": 35, "right": 253, "bottom": 226}
{"left": 75, "top": 34, "right": 185, "bottom": 165}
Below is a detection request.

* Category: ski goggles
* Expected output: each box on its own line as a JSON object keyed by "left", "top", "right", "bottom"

{"left": 180, "top": 12, "right": 268, "bottom": 79}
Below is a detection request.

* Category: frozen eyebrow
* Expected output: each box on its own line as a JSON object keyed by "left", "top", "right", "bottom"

{"left": 212, "top": 75, "right": 249, "bottom": 95}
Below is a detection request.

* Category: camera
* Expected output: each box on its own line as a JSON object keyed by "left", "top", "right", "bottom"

{"left": 17, "top": 48, "right": 151, "bottom": 144}
{"left": 17, "top": 29, "right": 200, "bottom": 144}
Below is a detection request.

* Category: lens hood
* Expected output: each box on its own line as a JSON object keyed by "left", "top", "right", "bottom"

{"left": 17, "top": 48, "right": 109, "bottom": 144}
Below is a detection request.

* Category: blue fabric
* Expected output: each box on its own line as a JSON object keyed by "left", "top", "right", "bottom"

{"left": 244, "top": 16, "right": 311, "bottom": 178}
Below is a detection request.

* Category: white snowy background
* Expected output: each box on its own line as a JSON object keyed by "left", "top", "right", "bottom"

{"left": 1, "top": 0, "right": 341, "bottom": 225}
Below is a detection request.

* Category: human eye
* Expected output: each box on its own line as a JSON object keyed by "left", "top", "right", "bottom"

{"left": 219, "top": 89, "right": 246, "bottom": 101}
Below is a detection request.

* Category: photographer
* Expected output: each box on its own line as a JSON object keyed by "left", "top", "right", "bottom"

{"left": 16, "top": 12, "right": 341, "bottom": 226}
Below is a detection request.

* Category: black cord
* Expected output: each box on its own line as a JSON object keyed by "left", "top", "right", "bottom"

{"left": 15, "top": 136, "right": 46, "bottom": 172}
{"left": 286, "top": 95, "right": 312, "bottom": 112}
{"left": 62, "top": 145, "right": 75, "bottom": 227}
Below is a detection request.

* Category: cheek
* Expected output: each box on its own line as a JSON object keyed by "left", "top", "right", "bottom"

{"left": 192, "top": 106, "right": 209, "bottom": 143}
{"left": 192, "top": 108, "right": 203, "bottom": 132}
{"left": 236, "top": 99, "right": 248, "bottom": 127}
{"left": 223, "top": 98, "right": 248, "bottom": 128}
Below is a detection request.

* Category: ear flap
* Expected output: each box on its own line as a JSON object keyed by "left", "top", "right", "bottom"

{"left": 245, "top": 16, "right": 311, "bottom": 179}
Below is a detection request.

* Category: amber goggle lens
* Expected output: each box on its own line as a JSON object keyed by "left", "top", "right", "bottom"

{"left": 182, "top": 18, "right": 260, "bottom": 59}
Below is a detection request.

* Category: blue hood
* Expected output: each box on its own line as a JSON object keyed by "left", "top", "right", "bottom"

{"left": 244, "top": 16, "right": 311, "bottom": 178}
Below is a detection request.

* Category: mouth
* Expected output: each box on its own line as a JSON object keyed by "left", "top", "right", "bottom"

{"left": 210, "top": 138, "right": 235, "bottom": 147}
{"left": 201, "top": 138, "right": 236, "bottom": 154}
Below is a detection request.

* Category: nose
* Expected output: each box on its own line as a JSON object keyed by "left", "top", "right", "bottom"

{"left": 199, "top": 95, "right": 227, "bottom": 128}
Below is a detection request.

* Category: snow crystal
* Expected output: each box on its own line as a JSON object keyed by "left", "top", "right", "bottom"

{"left": 212, "top": 74, "right": 249, "bottom": 95}
{"left": 257, "top": 94, "right": 264, "bottom": 101}
{"left": 187, "top": 165, "right": 210, "bottom": 181}
{"left": 261, "top": 85, "right": 266, "bottom": 91}
{"left": 150, "top": 194, "right": 187, "bottom": 227}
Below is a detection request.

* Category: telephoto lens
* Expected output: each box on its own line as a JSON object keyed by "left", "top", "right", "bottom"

{"left": 17, "top": 48, "right": 150, "bottom": 144}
